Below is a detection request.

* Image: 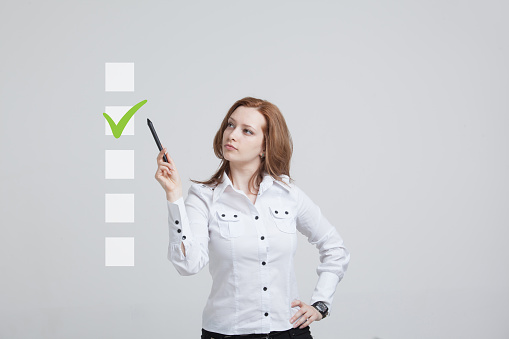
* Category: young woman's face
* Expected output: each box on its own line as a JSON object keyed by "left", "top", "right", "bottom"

{"left": 222, "top": 106, "right": 266, "bottom": 166}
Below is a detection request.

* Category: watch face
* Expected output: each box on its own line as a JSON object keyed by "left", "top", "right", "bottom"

{"left": 316, "top": 303, "right": 326, "bottom": 312}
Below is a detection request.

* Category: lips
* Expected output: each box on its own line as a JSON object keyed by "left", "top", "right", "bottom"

{"left": 225, "top": 144, "right": 237, "bottom": 150}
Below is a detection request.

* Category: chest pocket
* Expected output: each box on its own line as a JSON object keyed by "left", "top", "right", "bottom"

{"left": 269, "top": 206, "right": 296, "bottom": 233}
{"left": 216, "top": 210, "right": 244, "bottom": 238}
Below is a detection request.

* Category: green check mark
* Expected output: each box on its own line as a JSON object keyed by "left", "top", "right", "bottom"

{"left": 103, "top": 99, "right": 147, "bottom": 138}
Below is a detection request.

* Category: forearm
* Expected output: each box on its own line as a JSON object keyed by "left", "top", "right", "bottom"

{"left": 311, "top": 228, "right": 350, "bottom": 312}
{"left": 167, "top": 194, "right": 185, "bottom": 256}
{"left": 166, "top": 187, "right": 209, "bottom": 275}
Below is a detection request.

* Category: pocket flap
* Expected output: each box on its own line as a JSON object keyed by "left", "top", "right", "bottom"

{"left": 269, "top": 206, "right": 292, "bottom": 219}
{"left": 216, "top": 210, "right": 241, "bottom": 222}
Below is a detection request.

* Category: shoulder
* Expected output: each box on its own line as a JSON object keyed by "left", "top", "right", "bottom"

{"left": 274, "top": 174, "right": 297, "bottom": 192}
{"left": 190, "top": 182, "right": 214, "bottom": 191}
{"left": 185, "top": 184, "right": 215, "bottom": 211}
{"left": 189, "top": 182, "right": 215, "bottom": 198}
{"left": 275, "top": 178, "right": 312, "bottom": 204}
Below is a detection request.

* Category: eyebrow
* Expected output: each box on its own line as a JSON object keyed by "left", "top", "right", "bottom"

{"left": 228, "top": 117, "right": 256, "bottom": 131}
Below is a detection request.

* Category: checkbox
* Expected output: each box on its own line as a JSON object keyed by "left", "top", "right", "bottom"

{"left": 105, "top": 62, "right": 134, "bottom": 92}
{"left": 104, "top": 106, "right": 135, "bottom": 136}
{"left": 105, "top": 150, "right": 134, "bottom": 179}
{"left": 105, "top": 237, "right": 134, "bottom": 266}
{"left": 105, "top": 193, "right": 134, "bottom": 223}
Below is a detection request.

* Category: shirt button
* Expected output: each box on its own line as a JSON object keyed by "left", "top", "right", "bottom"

{"left": 260, "top": 236, "right": 265, "bottom": 240}
{"left": 175, "top": 220, "right": 179, "bottom": 225}
{"left": 264, "top": 312, "right": 269, "bottom": 317}
{"left": 221, "top": 214, "right": 225, "bottom": 217}
{"left": 234, "top": 214, "right": 237, "bottom": 218}
{"left": 177, "top": 229, "right": 182, "bottom": 233}
{"left": 255, "top": 216, "right": 259, "bottom": 220}
{"left": 262, "top": 261, "right": 266, "bottom": 266}
{"left": 285, "top": 211, "right": 289, "bottom": 214}
{"left": 263, "top": 287, "right": 267, "bottom": 291}
{"left": 182, "top": 235, "right": 186, "bottom": 240}
{"left": 275, "top": 210, "right": 278, "bottom": 214}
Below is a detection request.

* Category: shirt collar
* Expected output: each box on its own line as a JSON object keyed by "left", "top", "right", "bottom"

{"left": 212, "top": 172, "right": 291, "bottom": 203}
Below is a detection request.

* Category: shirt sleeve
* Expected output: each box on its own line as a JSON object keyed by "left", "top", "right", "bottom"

{"left": 167, "top": 184, "right": 210, "bottom": 276}
{"left": 294, "top": 185, "right": 350, "bottom": 314}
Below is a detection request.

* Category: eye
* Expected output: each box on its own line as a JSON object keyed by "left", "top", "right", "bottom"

{"left": 244, "top": 129, "right": 253, "bottom": 135}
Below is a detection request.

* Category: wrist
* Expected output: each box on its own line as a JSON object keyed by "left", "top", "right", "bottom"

{"left": 312, "top": 301, "right": 329, "bottom": 319}
{"left": 166, "top": 191, "right": 183, "bottom": 203}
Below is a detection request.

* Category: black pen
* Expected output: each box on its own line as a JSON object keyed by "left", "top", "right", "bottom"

{"left": 147, "top": 118, "right": 168, "bottom": 162}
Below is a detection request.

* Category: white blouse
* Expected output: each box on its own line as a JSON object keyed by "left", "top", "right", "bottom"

{"left": 166, "top": 172, "right": 350, "bottom": 335}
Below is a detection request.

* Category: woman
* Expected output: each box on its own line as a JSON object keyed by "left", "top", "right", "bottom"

{"left": 155, "top": 97, "right": 350, "bottom": 339}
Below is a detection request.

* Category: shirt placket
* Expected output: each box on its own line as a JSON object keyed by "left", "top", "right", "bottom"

{"left": 253, "top": 201, "right": 271, "bottom": 333}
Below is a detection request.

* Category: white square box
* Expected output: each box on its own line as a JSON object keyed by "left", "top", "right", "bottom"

{"left": 104, "top": 106, "right": 135, "bottom": 136}
{"left": 105, "top": 150, "right": 134, "bottom": 179}
{"left": 105, "top": 62, "right": 134, "bottom": 92}
{"left": 105, "top": 237, "right": 134, "bottom": 266}
{"left": 105, "top": 193, "right": 134, "bottom": 223}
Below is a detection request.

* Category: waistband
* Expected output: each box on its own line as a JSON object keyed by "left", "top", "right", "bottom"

{"left": 201, "top": 326, "right": 310, "bottom": 339}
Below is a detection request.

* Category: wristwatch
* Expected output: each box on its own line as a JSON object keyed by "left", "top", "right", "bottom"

{"left": 311, "top": 301, "right": 329, "bottom": 319}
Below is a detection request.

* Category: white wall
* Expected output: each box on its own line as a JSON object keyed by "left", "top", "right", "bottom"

{"left": 0, "top": 1, "right": 507, "bottom": 338}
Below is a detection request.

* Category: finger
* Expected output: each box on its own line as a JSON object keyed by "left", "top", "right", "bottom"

{"left": 157, "top": 147, "right": 166, "bottom": 160}
{"left": 162, "top": 168, "right": 172, "bottom": 177}
{"left": 157, "top": 161, "right": 173, "bottom": 174}
{"left": 159, "top": 150, "right": 176, "bottom": 167}
{"left": 290, "top": 309, "right": 304, "bottom": 323}
{"left": 294, "top": 315, "right": 307, "bottom": 328}
{"left": 159, "top": 162, "right": 173, "bottom": 171}
{"left": 157, "top": 147, "right": 174, "bottom": 165}
{"left": 299, "top": 315, "right": 314, "bottom": 329}
{"left": 298, "top": 317, "right": 307, "bottom": 328}
{"left": 156, "top": 163, "right": 171, "bottom": 174}
{"left": 300, "top": 309, "right": 314, "bottom": 325}
{"left": 158, "top": 152, "right": 171, "bottom": 166}
{"left": 297, "top": 308, "right": 314, "bottom": 327}
{"left": 156, "top": 168, "right": 169, "bottom": 180}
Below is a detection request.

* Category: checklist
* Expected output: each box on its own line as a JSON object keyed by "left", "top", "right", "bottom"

{"left": 104, "top": 62, "right": 136, "bottom": 267}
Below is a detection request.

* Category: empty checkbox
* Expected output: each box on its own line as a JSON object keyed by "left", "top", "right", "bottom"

{"left": 105, "top": 62, "right": 134, "bottom": 92}
{"left": 105, "top": 150, "right": 134, "bottom": 179}
{"left": 105, "top": 237, "right": 134, "bottom": 266}
{"left": 105, "top": 193, "right": 134, "bottom": 223}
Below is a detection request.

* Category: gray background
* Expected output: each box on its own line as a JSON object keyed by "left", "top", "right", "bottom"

{"left": 1, "top": 1, "right": 508, "bottom": 338}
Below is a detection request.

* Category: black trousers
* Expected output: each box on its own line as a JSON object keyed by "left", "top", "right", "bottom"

{"left": 201, "top": 326, "right": 313, "bottom": 339}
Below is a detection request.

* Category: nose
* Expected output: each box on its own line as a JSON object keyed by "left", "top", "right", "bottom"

{"left": 228, "top": 126, "right": 240, "bottom": 141}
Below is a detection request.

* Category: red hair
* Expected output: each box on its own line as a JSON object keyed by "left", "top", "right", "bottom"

{"left": 191, "top": 97, "right": 293, "bottom": 194}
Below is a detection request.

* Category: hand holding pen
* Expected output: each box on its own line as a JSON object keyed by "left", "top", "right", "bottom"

{"left": 148, "top": 118, "right": 183, "bottom": 203}
{"left": 154, "top": 147, "right": 183, "bottom": 203}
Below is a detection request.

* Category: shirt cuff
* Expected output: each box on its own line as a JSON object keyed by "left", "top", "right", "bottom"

{"left": 310, "top": 271, "right": 340, "bottom": 314}
{"left": 167, "top": 197, "right": 190, "bottom": 245}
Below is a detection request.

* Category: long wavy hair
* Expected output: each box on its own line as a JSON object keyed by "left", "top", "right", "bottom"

{"left": 190, "top": 97, "right": 294, "bottom": 194}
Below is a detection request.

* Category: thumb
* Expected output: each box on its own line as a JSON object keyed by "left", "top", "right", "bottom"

{"left": 291, "top": 300, "right": 301, "bottom": 307}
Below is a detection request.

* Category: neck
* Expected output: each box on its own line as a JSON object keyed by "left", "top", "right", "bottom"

{"left": 227, "top": 161, "right": 262, "bottom": 194}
